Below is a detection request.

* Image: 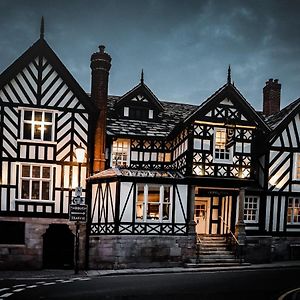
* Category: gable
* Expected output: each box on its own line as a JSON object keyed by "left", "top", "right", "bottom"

{"left": 183, "top": 84, "right": 269, "bottom": 131}
{"left": 114, "top": 82, "right": 164, "bottom": 120}
{"left": 270, "top": 113, "right": 300, "bottom": 149}
{"left": 0, "top": 38, "right": 94, "bottom": 113}
{"left": 204, "top": 97, "right": 249, "bottom": 122}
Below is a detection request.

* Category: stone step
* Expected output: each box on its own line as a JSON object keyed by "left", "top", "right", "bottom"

{"left": 199, "top": 250, "right": 234, "bottom": 255}
{"left": 199, "top": 246, "right": 228, "bottom": 250}
{"left": 199, "top": 243, "right": 227, "bottom": 247}
{"left": 199, "top": 258, "right": 239, "bottom": 263}
{"left": 185, "top": 262, "right": 250, "bottom": 268}
{"left": 198, "top": 254, "right": 236, "bottom": 259}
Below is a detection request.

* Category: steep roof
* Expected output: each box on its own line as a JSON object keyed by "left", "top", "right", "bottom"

{"left": 114, "top": 81, "right": 164, "bottom": 112}
{"left": 263, "top": 98, "right": 300, "bottom": 130}
{"left": 107, "top": 96, "right": 197, "bottom": 137}
{"left": 0, "top": 37, "right": 95, "bottom": 114}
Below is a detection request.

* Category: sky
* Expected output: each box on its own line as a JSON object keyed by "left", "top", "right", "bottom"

{"left": 0, "top": 0, "right": 300, "bottom": 110}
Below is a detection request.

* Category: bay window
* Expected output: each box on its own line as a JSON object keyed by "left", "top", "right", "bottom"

{"left": 136, "top": 184, "right": 172, "bottom": 222}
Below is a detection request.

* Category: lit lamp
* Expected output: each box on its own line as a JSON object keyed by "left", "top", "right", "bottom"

{"left": 75, "top": 143, "right": 85, "bottom": 187}
{"left": 74, "top": 143, "right": 85, "bottom": 275}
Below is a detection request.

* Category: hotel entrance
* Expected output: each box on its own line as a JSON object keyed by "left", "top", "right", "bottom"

{"left": 194, "top": 190, "right": 235, "bottom": 235}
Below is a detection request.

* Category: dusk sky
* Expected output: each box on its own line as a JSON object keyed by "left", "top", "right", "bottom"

{"left": 0, "top": 0, "right": 300, "bottom": 110}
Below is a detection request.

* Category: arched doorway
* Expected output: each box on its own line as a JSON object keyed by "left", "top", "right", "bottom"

{"left": 43, "top": 224, "right": 74, "bottom": 269}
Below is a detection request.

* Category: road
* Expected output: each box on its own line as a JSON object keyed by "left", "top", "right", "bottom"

{"left": 1, "top": 267, "right": 300, "bottom": 300}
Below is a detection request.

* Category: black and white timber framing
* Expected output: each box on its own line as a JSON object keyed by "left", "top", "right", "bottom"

{"left": 1, "top": 27, "right": 300, "bottom": 270}
{"left": 0, "top": 37, "right": 96, "bottom": 218}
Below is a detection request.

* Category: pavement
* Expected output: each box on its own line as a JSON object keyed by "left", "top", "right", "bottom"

{"left": 0, "top": 260, "right": 300, "bottom": 280}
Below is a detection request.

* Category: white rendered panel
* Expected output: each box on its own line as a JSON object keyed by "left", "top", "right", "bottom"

{"left": 120, "top": 182, "right": 134, "bottom": 222}
{"left": 175, "top": 185, "right": 188, "bottom": 223}
{"left": 279, "top": 197, "right": 286, "bottom": 232}
{"left": 265, "top": 196, "right": 271, "bottom": 231}
{"left": 272, "top": 196, "right": 278, "bottom": 232}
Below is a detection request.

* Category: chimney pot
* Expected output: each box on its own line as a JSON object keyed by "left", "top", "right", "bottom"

{"left": 99, "top": 45, "right": 105, "bottom": 53}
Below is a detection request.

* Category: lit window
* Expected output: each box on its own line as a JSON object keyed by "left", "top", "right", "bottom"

{"left": 214, "top": 128, "right": 231, "bottom": 162}
{"left": 136, "top": 184, "right": 171, "bottom": 222}
{"left": 287, "top": 198, "right": 300, "bottom": 224}
{"left": 112, "top": 139, "right": 130, "bottom": 167}
{"left": 21, "top": 109, "right": 55, "bottom": 141}
{"left": 124, "top": 107, "right": 129, "bottom": 117}
{"left": 244, "top": 196, "right": 259, "bottom": 223}
{"left": 20, "top": 164, "right": 52, "bottom": 201}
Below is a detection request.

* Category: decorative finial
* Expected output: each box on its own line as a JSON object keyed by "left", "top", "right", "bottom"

{"left": 227, "top": 64, "right": 231, "bottom": 84}
{"left": 141, "top": 69, "right": 144, "bottom": 84}
{"left": 40, "top": 16, "right": 45, "bottom": 39}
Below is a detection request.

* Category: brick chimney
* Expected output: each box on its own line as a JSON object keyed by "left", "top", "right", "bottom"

{"left": 90, "top": 45, "right": 112, "bottom": 173}
{"left": 263, "top": 78, "right": 281, "bottom": 116}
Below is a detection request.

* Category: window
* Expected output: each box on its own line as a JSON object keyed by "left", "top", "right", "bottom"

{"left": 0, "top": 221, "right": 25, "bottom": 244}
{"left": 111, "top": 139, "right": 130, "bottom": 167}
{"left": 214, "top": 128, "right": 231, "bottom": 162}
{"left": 21, "top": 109, "right": 55, "bottom": 142}
{"left": 244, "top": 196, "right": 259, "bottom": 223}
{"left": 136, "top": 184, "right": 171, "bottom": 222}
{"left": 287, "top": 198, "right": 300, "bottom": 224}
{"left": 294, "top": 154, "right": 300, "bottom": 180}
{"left": 149, "top": 109, "right": 154, "bottom": 119}
{"left": 20, "top": 164, "right": 52, "bottom": 201}
{"left": 124, "top": 107, "right": 129, "bottom": 117}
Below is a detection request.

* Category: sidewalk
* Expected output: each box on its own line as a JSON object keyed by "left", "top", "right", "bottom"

{"left": 1, "top": 260, "right": 300, "bottom": 280}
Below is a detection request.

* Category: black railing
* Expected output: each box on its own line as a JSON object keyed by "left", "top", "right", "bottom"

{"left": 219, "top": 216, "right": 244, "bottom": 263}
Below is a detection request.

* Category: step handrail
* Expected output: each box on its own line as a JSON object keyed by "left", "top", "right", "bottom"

{"left": 219, "top": 216, "right": 240, "bottom": 246}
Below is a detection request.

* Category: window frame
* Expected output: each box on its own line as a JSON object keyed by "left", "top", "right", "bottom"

{"left": 135, "top": 184, "right": 172, "bottom": 223}
{"left": 18, "top": 163, "right": 54, "bottom": 202}
{"left": 19, "top": 107, "right": 57, "bottom": 143}
{"left": 111, "top": 139, "right": 131, "bottom": 167}
{"left": 213, "top": 127, "right": 232, "bottom": 164}
{"left": 293, "top": 153, "right": 300, "bottom": 180}
{"left": 244, "top": 196, "right": 260, "bottom": 223}
{"left": 287, "top": 197, "right": 300, "bottom": 224}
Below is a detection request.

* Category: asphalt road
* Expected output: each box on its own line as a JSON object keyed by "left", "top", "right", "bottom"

{"left": 1, "top": 267, "right": 300, "bottom": 300}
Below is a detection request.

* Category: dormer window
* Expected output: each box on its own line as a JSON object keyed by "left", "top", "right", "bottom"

{"left": 149, "top": 109, "right": 154, "bottom": 119}
{"left": 124, "top": 107, "right": 129, "bottom": 117}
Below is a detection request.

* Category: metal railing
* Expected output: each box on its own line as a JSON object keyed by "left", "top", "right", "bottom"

{"left": 219, "top": 216, "right": 244, "bottom": 263}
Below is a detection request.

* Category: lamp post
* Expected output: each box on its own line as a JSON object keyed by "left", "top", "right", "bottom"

{"left": 74, "top": 143, "right": 85, "bottom": 275}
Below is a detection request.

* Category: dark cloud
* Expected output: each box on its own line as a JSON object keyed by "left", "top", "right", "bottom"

{"left": 0, "top": 0, "right": 300, "bottom": 110}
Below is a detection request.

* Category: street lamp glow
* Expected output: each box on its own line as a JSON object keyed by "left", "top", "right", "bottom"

{"left": 75, "top": 143, "right": 85, "bottom": 163}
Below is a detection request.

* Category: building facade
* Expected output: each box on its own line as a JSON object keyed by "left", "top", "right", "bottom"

{"left": 1, "top": 27, "right": 300, "bottom": 269}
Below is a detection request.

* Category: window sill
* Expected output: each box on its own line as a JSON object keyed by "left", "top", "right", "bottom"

{"left": 213, "top": 159, "right": 233, "bottom": 165}
{"left": 17, "top": 139, "right": 57, "bottom": 145}
{"left": 16, "top": 199, "right": 54, "bottom": 204}
{"left": 0, "top": 244, "right": 25, "bottom": 247}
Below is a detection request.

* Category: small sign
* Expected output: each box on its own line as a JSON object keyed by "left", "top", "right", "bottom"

{"left": 72, "top": 196, "right": 85, "bottom": 205}
{"left": 69, "top": 204, "right": 88, "bottom": 222}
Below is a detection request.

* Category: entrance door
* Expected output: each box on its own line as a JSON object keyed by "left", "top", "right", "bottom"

{"left": 43, "top": 224, "right": 74, "bottom": 269}
{"left": 194, "top": 199, "right": 208, "bottom": 234}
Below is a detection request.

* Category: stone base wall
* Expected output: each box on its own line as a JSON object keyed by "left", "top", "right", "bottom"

{"left": 88, "top": 235, "right": 197, "bottom": 269}
{"left": 245, "top": 236, "right": 300, "bottom": 263}
{"left": 0, "top": 217, "right": 85, "bottom": 270}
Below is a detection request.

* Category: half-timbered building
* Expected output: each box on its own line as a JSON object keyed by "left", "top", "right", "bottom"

{"left": 1, "top": 22, "right": 300, "bottom": 270}
{"left": 0, "top": 24, "right": 96, "bottom": 269}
